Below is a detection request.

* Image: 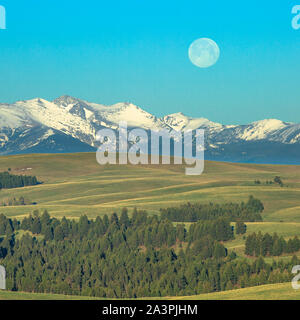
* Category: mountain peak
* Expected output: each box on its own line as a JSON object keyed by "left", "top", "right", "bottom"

{"left": 18, "top": 97, "right": 49, "bottom": 104}
{"left": 251, "top": 118, "right": 286, "bottom": 126}
{"left": 250, "top": 119, "right": 288, "bottom": 131}
{"left": 53, "top": 95, "right": 83, "bottom": 107}
{"left": 165, "top": 112, "right": 188, "bottom": 118}
{"left": 237, "top": 118, "right": 289, "bottom": 141}
{"left": 163, "top": 112, "right": 221, "bottom": 131}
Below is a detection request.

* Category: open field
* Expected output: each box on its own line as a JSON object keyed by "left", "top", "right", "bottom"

{"left": 0, "top": 282, "right": 298, "bottom": 300}
{"left": 0, "top": 290, "right": 101, "bottom": 300}
{"left": 171, "top": 282, "right": 300, "bottom": 300}
{"left": 0, "top": 153, "right": 299, "bottom": 221}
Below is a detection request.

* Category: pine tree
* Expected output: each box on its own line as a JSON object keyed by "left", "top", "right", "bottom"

{"left": 120, "top": 208, "right": 130, "bottom": 227}
{"left": 44, "top": 225, "right": 54, "bottom": 241}
{"left": 54, "top": 225, "right": 64, "bottom": 241}
{"left": 32, "top": 218, "right": 42, "bottom": 234}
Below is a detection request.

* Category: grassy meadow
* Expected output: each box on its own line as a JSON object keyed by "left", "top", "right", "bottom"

{"left": 171, "top": 282, "right": 300, "bottom": 300}
{"left": 0, "top": 282, "right": 298, "bottom": 300}
{"left": 0, "top": 152, "right": 299, "bottom": 221}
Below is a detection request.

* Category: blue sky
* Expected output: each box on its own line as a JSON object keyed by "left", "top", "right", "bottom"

{"left": 0, "top": 0, "right": 299, "bottom": 124}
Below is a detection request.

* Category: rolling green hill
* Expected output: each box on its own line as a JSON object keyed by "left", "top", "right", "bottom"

{"left": 0, "top": 152, "right": 299, "bottom": 221}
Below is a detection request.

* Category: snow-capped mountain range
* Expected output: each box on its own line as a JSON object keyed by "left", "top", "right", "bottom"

{"left": 0, "top": 95, "right": 300, "bottom": 164}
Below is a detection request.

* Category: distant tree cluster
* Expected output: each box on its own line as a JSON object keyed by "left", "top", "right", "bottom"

{"left": 0, "top": 209, "right": 297, "bottom": 298}
{"left": 188, "top": 218, "right": 234, "bottom": 243}
{"left": 160, "top": 196, "right": 263, "bottom": 222}
{"left": 0, "top": 196, "right": 35, "bottom": 206}
{"left": 245, "top": 232, "right": 300, "bottom": 257}
{"left": 254, "top": 176, "right": 284, "bottom": 187}
{"left": 0, "top": 172, "right": 40, "bottom": 189}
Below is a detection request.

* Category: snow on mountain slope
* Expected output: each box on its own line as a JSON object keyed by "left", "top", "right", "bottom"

{"left": 162, "top": 112, "right": 300, "bottom": 145}
{"left": 52, "top": 96, "right": 170, "bottom": 131}
{"left": 276, "top": 123, "right": 300, "bottom": 144}
{"left": 0, "top": 103, "right": 32, "bottom": 129}
{"left": 237, "top": 119, "right": 288, "bottom": 141}
{"left": 162, "top": 112, "right": 223, "bottom": 131}
{"left": 58, "top": 98, "right": 169, "bottom": 130}
{"left": 92, "top": 102, "right": 168, "bottom": 130}
{"left": 15, "top": 98, "right": 97, "bottom": 146}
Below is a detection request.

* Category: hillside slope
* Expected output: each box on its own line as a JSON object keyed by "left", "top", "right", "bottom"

{"left": 0, "top": 152, "right": 299, "bottom": 220}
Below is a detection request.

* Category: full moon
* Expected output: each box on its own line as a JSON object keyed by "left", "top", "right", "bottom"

{"left": 188, "top": 38, "right": 220, "bottom": 68}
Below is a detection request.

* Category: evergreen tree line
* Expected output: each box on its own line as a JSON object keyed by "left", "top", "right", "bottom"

{"left": 160, "top": 196, "right": 264, "bottom": 222}
{"left": 254, "top": 176, "right": 284, "bottom": 187}
{"left": 1, "top": 209, "right": 232, "bottom": 248}
{"left": 245, "top": 232, "right": 300, "bottom": 257}
{"left": 0, "top": 171, "right": 40, "bottom": 189}
{"left": 188, "top": 218, "right": 234, "bottom": 243}
{"left": 0, "top": 209, "right": 297, "bottom": 298}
